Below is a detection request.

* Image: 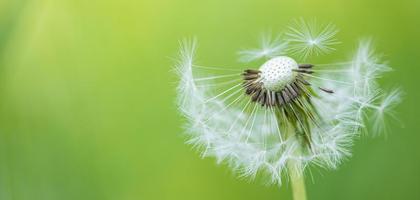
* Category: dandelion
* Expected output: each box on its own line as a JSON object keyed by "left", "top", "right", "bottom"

{"left": 174, "top": 20, "right": 401, "bottom": 200}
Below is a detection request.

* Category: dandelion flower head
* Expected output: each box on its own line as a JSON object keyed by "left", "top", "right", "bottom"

{"left": 174, "top": 19, "right": 401, "bottom": 185}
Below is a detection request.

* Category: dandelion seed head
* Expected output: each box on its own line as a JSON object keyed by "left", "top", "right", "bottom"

{"left": 174, "top": 20, "right": 402, "bottom": 185}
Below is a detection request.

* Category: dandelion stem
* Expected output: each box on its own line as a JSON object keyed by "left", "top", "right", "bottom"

{"left": 275, "top": 112, "right": 308, "bottom": 200}
{"left": 288, "top": 163, "right": 307, "bottom": 200}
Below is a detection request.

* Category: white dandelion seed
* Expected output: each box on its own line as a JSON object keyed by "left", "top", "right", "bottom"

{"left": 238, "top": 32, "right": 288, "bottom": 63}
{"left": 371, "top": 88, "right": 403, "bottom": 135}
{"left": 285, "top": 18, "right": 340, "bottom": 60}
{"left": 174, "top": 20, "right": 401, "bottom": 200}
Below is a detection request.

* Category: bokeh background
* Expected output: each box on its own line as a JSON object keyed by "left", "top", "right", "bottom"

{"left": 0, "top": 0, "right": 419, "bottom": 199}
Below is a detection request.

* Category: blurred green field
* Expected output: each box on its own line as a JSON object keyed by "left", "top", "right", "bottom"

{"left": 0, "top": 0, "right": 419, "bottom": 199}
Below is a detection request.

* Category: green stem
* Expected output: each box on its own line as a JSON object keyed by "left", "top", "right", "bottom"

{"left": 288, "top": 163, "right": 307, "bottom": 200}
{"left": 274, "top": 111, "right": 308, "bottom": 200}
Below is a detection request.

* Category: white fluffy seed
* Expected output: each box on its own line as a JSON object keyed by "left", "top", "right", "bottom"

{"left": 259, "top": 56, "right": 298, "bottom": 92}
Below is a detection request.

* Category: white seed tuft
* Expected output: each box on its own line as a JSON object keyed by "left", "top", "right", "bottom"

{"left": 238, "top": 32, "right": 288, "bottom": 63}
{"left": 285, "top": 18, "right": 339, "bottom": 60}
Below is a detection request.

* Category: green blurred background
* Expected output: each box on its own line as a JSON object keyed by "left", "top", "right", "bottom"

{"left": 0, "top": 0, "right": 419, "bottom": 199}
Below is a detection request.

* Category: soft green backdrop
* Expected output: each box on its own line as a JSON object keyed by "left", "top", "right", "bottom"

{"left": 0, "top": 0, "right": 419, "bottom": 199}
